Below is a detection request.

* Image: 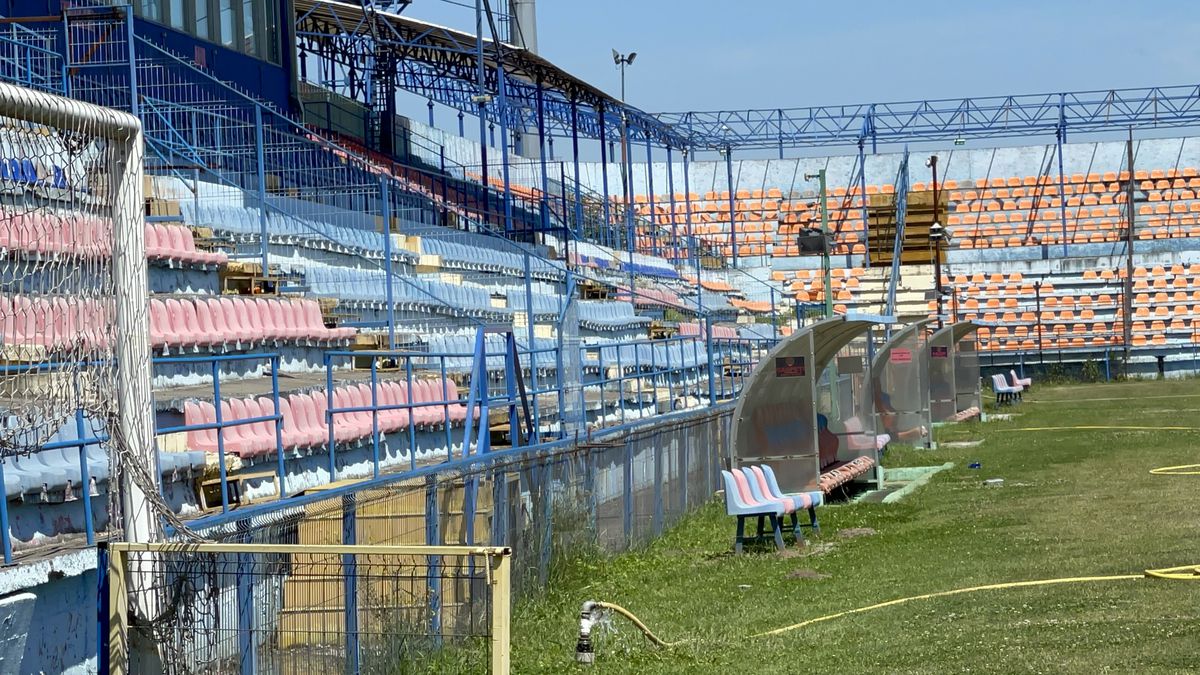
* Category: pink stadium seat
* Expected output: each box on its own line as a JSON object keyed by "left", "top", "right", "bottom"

{"left": 401, "top": 381, "right": 432, "bottom": 427}
{"left": 232, "top": 297, "right": 259, "bottom": 344}
{"left": 265, "top": 299, "right": 297, "bottom": 340}
{"left": 294, "top": 393, "right": 329, "bottom": 447}
{"left": 226, "top": 398, "right": 264, "bottom": 457}
{"left": 329, "top": 388, "right": 367, "bottom": 443}
{"left": 443, "top": 379, "right": 468, "bottom": 423}
{"left": 277, "top": 396, "right": 305, "bottom": 450}
{"left": 184, "top": 401, "right": 222, "bottom": 453}
{"left": 148, "top": 299, "right": 172, "bottom": 350}
{"left": 194, "top": 298, "right": 227, "bottom": 346}
{"left": 164, "top": 298, "right": 200, "bottom": 350}
{"left": 218, "top": 297, "right": 253, "bottom": 344}
{"left": 144, "top": 224, "right": 169, "bottom": 260}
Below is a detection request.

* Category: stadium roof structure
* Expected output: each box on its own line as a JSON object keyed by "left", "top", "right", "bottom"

{"left": 294, "top": 0, "right": 706, "bottom": 149}
{"left": 297, "top": 2, "right": 1200, "bottom": 154}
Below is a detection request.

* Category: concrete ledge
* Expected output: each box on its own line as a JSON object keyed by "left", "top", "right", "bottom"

{"left": 882, "top": 462, "right": 954, "bottom": 504}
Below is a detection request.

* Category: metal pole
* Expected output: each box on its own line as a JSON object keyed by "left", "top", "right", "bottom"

{"left": 1056, "top": 121, "right": 1069, "bottom": 258}
{"left": 498, "top": 67, "right": 514, "bottom": 236}
{"left": 535, "top": 80, "right": 550, "bottom": 241}
{"left": 253, "top": 105, "right": 269, "bottom": 275}
{"left": 666, "top": 146, "right": 678, "bottom": 262}
{"left": 929, "top": 155, "right": 943, "bottom": 329}
{"left": 474, "top": 0, "right": 490, "bottom": 221}
{"left": 1123, "top": 130, "right": 1136, "bottom": 371}
{"left": 683, "top": 147, "right": 702, "bottom": 313}
{"left": 770, "top": 288, "right": 778, "bottom": 341}
{"left": 725, "top": 146, "right": 737, "bottom": 266}
{"left": 599, "top": 106, "right": 611, "bottom": 249}
{"left": 1035, "top": 281, "right": 1044, "bottom": 365}
{"left": 645, "top": 137, "right": 656, "bottom": 257}
{"left": 381, "top": 177, "right": 395, "bottom": 349}
{"left": 858, "top": 139, "right": 870, "bottom": 268}
{"left": 819, "top": 169, "right": 832, "bottom": 318}
{"left": 623, "top": 117, "right": 636, "bottom": 292}
{"left": 570, "top": 100, "right": 584, "bottom": 240}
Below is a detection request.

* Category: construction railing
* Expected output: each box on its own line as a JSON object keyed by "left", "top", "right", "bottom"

{"left": 100, "top": 541, "right": 512, "bottom": 674}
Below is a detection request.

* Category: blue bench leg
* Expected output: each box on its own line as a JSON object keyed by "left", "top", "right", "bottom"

{"left": 807, "top": 506, "right": 820, "bottom": 536}
{"left": 734, "top": 516, "right": 745, "bottom": 554}
{"left": 756, "top": 514, "right": 766, "bottom": 541}
{"left": 769, "top": 515, "right": 785, "bottom": 551}
{"left": 789, "top": 512, "right": 801, "bottom": 541}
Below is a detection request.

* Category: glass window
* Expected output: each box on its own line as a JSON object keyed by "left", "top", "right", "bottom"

{"left": 168, "top": 0, "right": 185, "bottom": 30}
{"left": 219, "top": 0, "right": 235, "bottom": 47}
{"left": 263, "top": 0, "right": 280, "bottom": 63}
{"left": 195, "top": 0, "right": 209, "bottom": 39}
{"left": 138, "top": 0, "right": 160, "bottom": 22}
{"left": 241, "top": 0, "right": 257, "bottom": 57}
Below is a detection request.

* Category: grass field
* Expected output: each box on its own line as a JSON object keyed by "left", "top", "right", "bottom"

{"left": 509, "top": 379, "right": 1200, "bottom": 673}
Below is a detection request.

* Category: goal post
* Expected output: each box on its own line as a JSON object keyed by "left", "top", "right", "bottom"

{"left": 101, "top": 542, "right": 513, "bottom": 674}
{"left": 0, "top": 77, "right": 157, "bottom": 547}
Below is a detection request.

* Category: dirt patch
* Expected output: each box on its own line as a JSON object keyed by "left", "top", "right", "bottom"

{"left": 837, "top": 527, "right": 878, "bottom": 539}
{"left": 786, "top": 568, "right": 831, "bottom": 581}
{"left": 778, "top": 541, "right": 836, "bottom": 558}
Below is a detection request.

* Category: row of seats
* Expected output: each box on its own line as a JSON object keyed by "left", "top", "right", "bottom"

{"left": 0, "top": 210, "right": 226, "bottom": 268}
{"left": 183, "top": 202, "right": 395, "bottom": 258}
{"left": 0, "top": 209, "right": 111, "bottom": 258}
{"left": 306, "top": 266, "right": 500, "bottom": 317}
{"left": 145, "top": 223, "right": 227, "bottom": 267}
{"left": 676, "top": 322, "right": 739, "bottom": 340}
{"left": 149, "top": 296, "right": 354, "bottom": 351}
{"left": 505, "top": 288, "right": 561, "bottom": 316}
{"left": 1, "top": 296, "right": 111, "bottom": 351}
{"left": 0, "top": 414, "right": 205, "bottom": 501}
{"left": 423, "top": 333, "right": 559, "bottom": 374}
{"left": 183, "top": 378, "right": 473, "bottom": 458}
{"left": 419, "top": 235, "right": 561, "bottom": 278}
{"left": 588, "top": 341, "right": 710, "bottom": 371}
{"left": 619, "top": 287, "right": 684, "bottom": 309}
{"left": 577, "top": 300, "right": 650, "bottom": 330}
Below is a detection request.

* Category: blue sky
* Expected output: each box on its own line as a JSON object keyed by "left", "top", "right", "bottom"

{"left": 406, "top": 0, "right": 1200, "bottom": 113}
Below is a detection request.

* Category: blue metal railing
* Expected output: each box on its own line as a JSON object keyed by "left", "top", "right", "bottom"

{"left": 0, "top": 25, "right": 64, "bottom": 95}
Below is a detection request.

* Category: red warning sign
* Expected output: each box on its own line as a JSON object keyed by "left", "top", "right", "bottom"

{"left": 890, "top": 348, "right": 913, "bottom": 364}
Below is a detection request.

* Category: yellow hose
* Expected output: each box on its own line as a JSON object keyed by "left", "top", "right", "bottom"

{"left": 1148, "top": 464, "right": 1200, "bottom": 475}
{"left": 592, "top": 601, "right": 686, "bottom": 648}
{"left": 1009, "top": 425, "right": 1200, "bottom": 432}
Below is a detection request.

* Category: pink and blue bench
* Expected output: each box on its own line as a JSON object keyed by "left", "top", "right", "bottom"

{"left": 721, "top": 465, "right": 822, "bottom": 553}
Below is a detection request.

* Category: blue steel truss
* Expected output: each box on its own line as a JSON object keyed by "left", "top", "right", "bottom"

{"left": 657, "top": 85, "right": 1200, "bottom": 151}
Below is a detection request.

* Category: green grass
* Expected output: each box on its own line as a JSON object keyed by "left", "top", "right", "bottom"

{"left": 509, "top": 379, "right": 1200, "bottom": 673}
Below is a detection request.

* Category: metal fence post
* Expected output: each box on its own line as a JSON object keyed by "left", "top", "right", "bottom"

{"left": 652, "top": 437, "right": 663, "bottom": 536}
{"left": 426, "top": 475, "right": 443, "bottom": 644}
{"left": 623, "top": 440, "right": 633, "bottom": 547}
{"left": 342, "top": 493, "right": 360, "bottom": 674}
{"left": 491, "top": 466, "right": 507, "bottom": 546}
{"left": 539, "top": 458, "right": 552, "bottom": 585}
{"left": 236, "top": 551, "right": 258, "bottom": 675}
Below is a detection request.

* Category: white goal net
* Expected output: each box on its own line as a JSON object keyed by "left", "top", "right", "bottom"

{"left": 0, "top": 79, "right": 158, "bottom": 543}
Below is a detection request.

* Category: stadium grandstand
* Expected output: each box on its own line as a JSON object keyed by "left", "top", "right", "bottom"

{"left": 0, "top": 0, "right": 1193, "bottom": 672}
